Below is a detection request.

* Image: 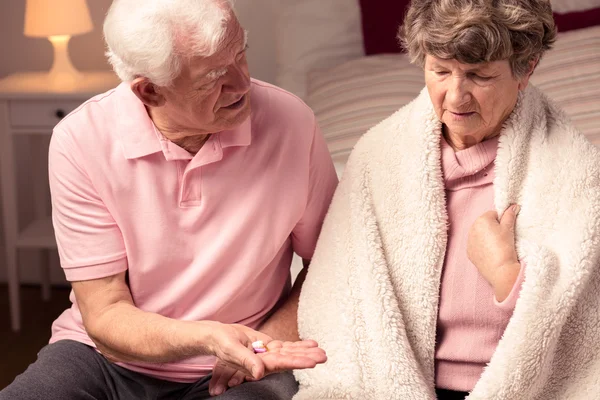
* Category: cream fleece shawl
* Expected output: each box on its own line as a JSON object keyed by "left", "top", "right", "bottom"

{"left": 294, "top": 85, "right": 600, "bottom": 400}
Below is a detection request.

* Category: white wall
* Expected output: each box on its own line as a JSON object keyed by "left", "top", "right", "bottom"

{"left": 0, "top": 0, "right": 278, "bottom": 81}
{"left": 0, "top": 0, "right": 278, "bottom": 284}
{"left": 235, "top": 0, "right": 278, "bottom": 83}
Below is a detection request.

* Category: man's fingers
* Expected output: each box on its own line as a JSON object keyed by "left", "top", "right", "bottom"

{"left": 267, "top": 339, "right": 320, "bottom": 351}
{"left": 500, "top": 204, "right": 520, "bottom": 231}
{"left": 227, "top": 370, "right": 247, "bottom": 388}
{"left": 234, "top": 324, "right": 273, "bottom": 344}
{"left": 261, "top": 353, "right": 324, "bottom": 374}
{"left": 220, "top": 342, "right": 265, "bottom": 380}
{"left": 238, "top": 349, "right": 265, "bottom": 380}
{"left": 209, "top": 362, "right": 236, "bottom": 397}
{"left": 277, "top": 347, "right": 327, "bottom": 362}
{"left": 282, "top": 339, "right": 320, "bottom": 348}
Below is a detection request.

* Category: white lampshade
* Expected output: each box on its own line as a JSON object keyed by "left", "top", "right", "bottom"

{"left": 24, "top": 0, "right": 93, "bottom": 38}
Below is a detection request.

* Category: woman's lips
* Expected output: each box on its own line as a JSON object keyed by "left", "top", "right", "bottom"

{"left": 449, "top": 111, "right": 476, "bottom": 119}
{"left": 450, "top": 111, "right": 475, "bottom": 116}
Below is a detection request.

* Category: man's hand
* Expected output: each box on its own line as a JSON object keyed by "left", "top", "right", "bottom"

{"left": 208, "top": 325, "right": 326, "bottom": 396}
{"left": 74, "top": 273, "right": 323, "bottom": 386}
{"left": 467, "top": 204, "right": 521, "bottom": 302}
{"left": 203, "top": 323, "right": 269, "bottom": 382}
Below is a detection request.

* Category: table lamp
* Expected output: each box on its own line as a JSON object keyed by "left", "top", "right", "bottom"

{"left": 24, "top": 0, "right": 93, "bottom": 86}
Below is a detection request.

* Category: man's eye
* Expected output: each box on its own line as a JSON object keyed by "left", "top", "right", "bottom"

{"left": 435, "top": 71, "right": 449, "bottom": 76}
{"left": 237, "top": 45, "right": 249, "bottom": 60}
{"left": 198, "top": 80, "right": 217, "bottom": 91}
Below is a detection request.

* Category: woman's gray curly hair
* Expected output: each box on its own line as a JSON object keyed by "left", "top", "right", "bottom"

{"left": 399, "top": 0, "right": 557, "bottom": 77}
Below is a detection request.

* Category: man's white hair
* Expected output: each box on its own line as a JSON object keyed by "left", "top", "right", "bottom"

{"left": 104, "top": 0, "right": 234, "bottom": 86}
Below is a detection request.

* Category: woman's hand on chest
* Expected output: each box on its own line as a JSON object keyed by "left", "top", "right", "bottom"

{"left": 467, "top": 204, "right": 522, "bottom": 302}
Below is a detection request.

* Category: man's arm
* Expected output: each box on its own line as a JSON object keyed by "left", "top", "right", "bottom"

{"left": 258, "top": 120, "right": 338, "bottom": 342}
{"left": 50, "top": 127, "right": 326, "bottom": 385}
{"left": 73, "top": 270, "right": 266, "bottom": 378}
{"left": 258, "top": 259, "right": 310, "bottom": 342}
{"left": 208, "top": 261, "right": 311, "bottom": 396}
{"left": 78, "top": 269, "right": 326, "bottom": 400}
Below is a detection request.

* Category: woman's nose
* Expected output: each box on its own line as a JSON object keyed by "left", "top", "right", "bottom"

{"left": 447, "top": 78, "right": 472, "bottom": 107}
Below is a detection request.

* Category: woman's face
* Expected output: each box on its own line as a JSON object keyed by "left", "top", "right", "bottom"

{"left": 424, "top": 55, "right": 532, "bottom": 148}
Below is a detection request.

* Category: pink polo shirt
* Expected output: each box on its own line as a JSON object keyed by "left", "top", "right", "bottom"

{"left": 48, "top": 79, "right": 338, "bottom": 382}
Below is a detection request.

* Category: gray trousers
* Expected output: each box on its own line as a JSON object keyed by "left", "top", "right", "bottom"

{"left": 0, "top": 340, "right": 298, "bottom": 400}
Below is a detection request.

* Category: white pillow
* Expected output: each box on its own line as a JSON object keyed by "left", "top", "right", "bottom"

{"left": 275, "top": 0, "right": 363, "bottom": 99}
{"left": 306, "top": 54, "right": 424, "bottom": 161}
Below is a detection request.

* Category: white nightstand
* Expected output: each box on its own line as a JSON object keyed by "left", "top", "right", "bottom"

{"left": 0, "top": 72, "right": 120, "bottom": 332}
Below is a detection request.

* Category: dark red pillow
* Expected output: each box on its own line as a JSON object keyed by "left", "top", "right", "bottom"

{"left": 553, "top": 8, "right": 600, "bottom": 32}
{"left": 359, "top": 1, "right": 600, "bottom": 55}
{"left": 358, "top": 0, "right": 411, "bottom": 55}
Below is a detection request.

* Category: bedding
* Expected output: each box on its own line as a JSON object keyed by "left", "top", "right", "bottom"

{"left": 358, "top": 0, "right": 600, "bottom": 55}
{"left": 305, "top": 25, "right": 600, "bottom": 165}
{"left": 275, "top": 1, "right": 600, "bottom": 98}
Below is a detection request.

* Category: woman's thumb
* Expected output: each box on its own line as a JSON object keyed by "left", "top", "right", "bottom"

{"left": 500, "top": 204, "right": 520, "bottom": 231}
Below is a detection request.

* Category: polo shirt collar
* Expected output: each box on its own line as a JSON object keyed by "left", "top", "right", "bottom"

{"left": 116, "top": 83, "right": 163, "bottom": 160}
{"left": 218, "top": 116, "right": 252, "bottom": 149}
{"left": 116, "top": 82, "right": 252, "bottom": 160}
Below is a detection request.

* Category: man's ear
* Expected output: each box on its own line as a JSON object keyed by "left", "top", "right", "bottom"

{"left": 130, "top": 77, "right": 166, "bottom": 107}
{"left": 518, "top": 58, "right": 539, "bottom": 91}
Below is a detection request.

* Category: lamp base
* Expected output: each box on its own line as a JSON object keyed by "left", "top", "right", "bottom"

{"left": 47, "top": 35, "right": 81, "bottom": 90}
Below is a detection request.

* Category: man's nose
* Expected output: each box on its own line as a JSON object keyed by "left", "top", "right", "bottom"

{"left": 222, "top": 64, "right": 251, "bottom": 94}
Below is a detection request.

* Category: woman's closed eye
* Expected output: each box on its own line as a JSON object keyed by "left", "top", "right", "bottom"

{"left": 469, "top": 73, "right": 494, "bottom": 82}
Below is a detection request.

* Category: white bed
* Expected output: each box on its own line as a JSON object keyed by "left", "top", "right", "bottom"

{"left": 276, "top": 1, "right": 600, "bottom": 164}
{"left": 280, "top": 0, "right": 600, "bottom": 278}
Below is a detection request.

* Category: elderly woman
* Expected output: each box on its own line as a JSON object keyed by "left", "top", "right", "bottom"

{"left": 294, "top": 0, "right": 600, "bottom": 399}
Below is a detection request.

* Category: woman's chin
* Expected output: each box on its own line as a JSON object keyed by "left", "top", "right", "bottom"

{"left": 443, "top": 125, "right": 491, "bottom": 147}
{"left": 444, "top": 124, "right": 478, "bottom": 138}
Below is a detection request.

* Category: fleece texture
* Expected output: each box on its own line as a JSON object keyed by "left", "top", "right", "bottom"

{"left": 294, "top": 85, "right": 600, "bottom": 400}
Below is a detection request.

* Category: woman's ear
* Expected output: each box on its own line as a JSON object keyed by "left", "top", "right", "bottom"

{"left": 130, "top": 77, "right": 166, "bottom": 107}
{"left": 518, "top": 58, "right": 539, "bottom": 91}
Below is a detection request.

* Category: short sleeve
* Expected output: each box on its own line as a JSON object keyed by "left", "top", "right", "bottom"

{"left": 49, "top": 129, "right": 128, "bottom": 281}
{"left": 291, "top": 122, "right": 339, "bottom": 260}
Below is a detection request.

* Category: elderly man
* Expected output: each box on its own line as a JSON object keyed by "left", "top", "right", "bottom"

{"left": 0, "top": 1, "right": 336, "bottom": 399}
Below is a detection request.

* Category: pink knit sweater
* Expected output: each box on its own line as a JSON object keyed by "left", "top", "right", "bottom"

{"left": 435, "top": 136, "right": 525, "bottom": 392}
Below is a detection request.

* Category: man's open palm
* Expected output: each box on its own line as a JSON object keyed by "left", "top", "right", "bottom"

{"left": 208, "top": 339, "right": 326, "bottom": 396}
